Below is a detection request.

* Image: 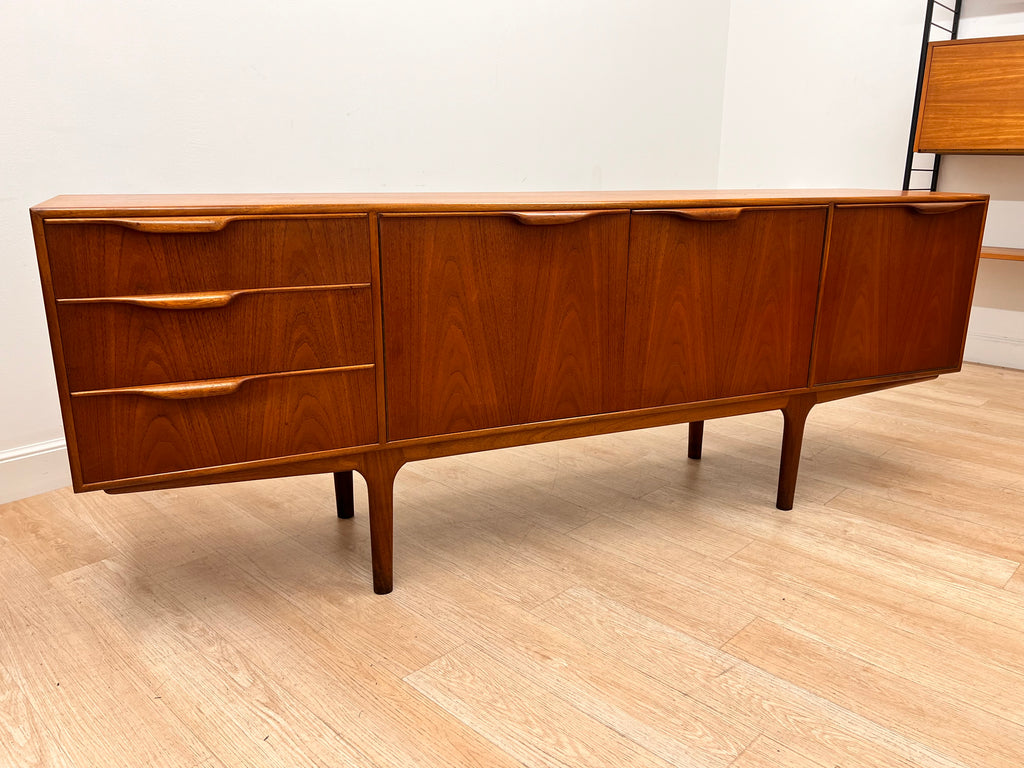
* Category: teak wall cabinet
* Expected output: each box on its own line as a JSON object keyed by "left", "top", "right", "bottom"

{"left": 915, "top": 34, "right": 1024, "bottom": 155}
{"left": 32, "top": 191, "right": 988, "bottom": 593}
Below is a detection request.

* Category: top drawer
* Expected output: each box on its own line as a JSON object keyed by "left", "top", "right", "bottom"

{"left": 43, "top": 215, "right": 371, "bottom": 298}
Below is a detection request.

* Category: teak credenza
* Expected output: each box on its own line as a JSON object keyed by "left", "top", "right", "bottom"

{"left": 32, "top": 190, "right": 988, "bottom": 593}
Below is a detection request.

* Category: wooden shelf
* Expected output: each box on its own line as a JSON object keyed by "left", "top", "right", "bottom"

{"left": 981, "top": 246, "right": 1024, "bottom": 262}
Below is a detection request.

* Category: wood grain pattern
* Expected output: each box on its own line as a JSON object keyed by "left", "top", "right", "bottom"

{"left": 731, "top": 736, "right": 823, "bottom": 768}
{"left": 625, "top": 207, "right": 827, "bottom": 408}
{"left": 394, "top": 571, "right": 756, "bottom": 765}
{"left": 725, "top": 619, "right": 1024, "bottom": 768}
{"left": 812, "top": 203, "right": 985, "bottom": 385}
{"left": 405, "top": 644, "right": 680, "bottom": 768}
{"left": 381, "top": 211, "right": 630, "bottom": 440}
{"left": 71, "top": 367, "right": 378, "bottom": 484}
{"left": 44, "top": 215, "right": 371, "bottom": 298}
{"left": 916, "top": 34, "right": 1024, "bottom": 154}
{"left": 59, "top": 286, "right": 374, "bottom": 390}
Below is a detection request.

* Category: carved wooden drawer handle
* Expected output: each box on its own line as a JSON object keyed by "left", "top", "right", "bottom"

{"left": 63, "top": 216, "right": 234, "bottom": 233}
{"left": 71, "top": 364, "right": 375, "bottom": 401}
{"left": 507, "top": 210, "right": 624, "bottom": 225}
{"left": 639, "top": 208, "right": 745, "bottom": 221}
{"left": 907, "top": 203, "right": 974, "bottom": 215}
{"left": 63, "top": 291, "right": 239, "bottom": 309}
{"left": 76, "top": 377, "right": 250, "bottom": 400}
{"left": 57, "top": 283, "right": 372, "bottom": 310}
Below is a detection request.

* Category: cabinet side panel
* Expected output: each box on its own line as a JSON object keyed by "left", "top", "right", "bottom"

{"left": 31, "top": 212, "right": 84, "bottom": 489}
{"left": 812, "top": 203, "right": 985, "bottom": 385}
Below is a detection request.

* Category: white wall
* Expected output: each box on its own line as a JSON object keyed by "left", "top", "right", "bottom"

{"left": 0, "top": 0, "right": 731, "bottom": 502}
{"left": 717, "top": 0, "right": 926, "bottom": 189}
{"left": 941, "top": 2, "right": 1024, "bottom": 369}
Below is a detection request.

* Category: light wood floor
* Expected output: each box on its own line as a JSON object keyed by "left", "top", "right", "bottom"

{"left": 2, "top": 363, "right": 1024, "bottom": 767}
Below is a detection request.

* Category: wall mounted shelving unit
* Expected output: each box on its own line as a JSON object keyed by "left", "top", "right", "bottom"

{"left": 904, "top": 0, "right": 1024, "bottom": 262}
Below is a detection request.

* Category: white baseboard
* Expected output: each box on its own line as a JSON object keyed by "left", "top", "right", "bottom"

{"left": 964, "top": 306, "right": 1024, "bottom": 370}
{"left": 0, "top": 439, "right": 71, "bottom": 505}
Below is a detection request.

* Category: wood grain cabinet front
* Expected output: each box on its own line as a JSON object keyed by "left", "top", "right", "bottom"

{"left": 71, "top": 367, "right": 379, "bottom": 484}
{"left": 624, "top": 206, "right": 827, "bottom": 408}
{"left": 58, "top": 286, "right": 375, "bottom": 391}
{"left": 44, "top": 215, "right": 371, "bottom": 298}
{"left": 380, "top": 211, "right": 630, "bottom": 440}
{"left": 812, "top": 202, "right": 986, "bottom": 385}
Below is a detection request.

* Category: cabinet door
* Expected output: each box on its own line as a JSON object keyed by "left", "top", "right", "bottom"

{"left": 380, "top": 211, "right": 629, "bottom": 440}
{"left": 625, "top": 206, "right": 827, "bottom": 408}
{"left": 812, "top": 202, "right": 985, "bottom": 385}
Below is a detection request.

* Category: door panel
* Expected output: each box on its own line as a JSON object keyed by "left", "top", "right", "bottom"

{"left": 625, "top": 206, "right": 827, "bottom": 408}
{"left": 812, "top": 203, "right": 985, "bottom": 385}
{"left": 381, "top": 211, "right": 629, "bottom": 440}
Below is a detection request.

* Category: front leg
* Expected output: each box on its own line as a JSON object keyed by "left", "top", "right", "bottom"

{"left": 776, "top": 394, "right": 816, "bottom": 511}
{"left": 357, "top": 451, "right": 405, "bottom": 594}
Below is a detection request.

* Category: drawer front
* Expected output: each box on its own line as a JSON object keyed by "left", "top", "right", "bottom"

{"left": 58, "top": 286, "right": 374, "bottom": 391}
{"left": 812, "top": 202, "right": 985, "bottom": 385}
{"left": 44, "top": 215, "right": 371, "bottom": 298}
{"left": 624, "top": 206, "right": 827, "bottom": 408}
{"left": 71, "top": 368, "right": 379, "bottom": 485}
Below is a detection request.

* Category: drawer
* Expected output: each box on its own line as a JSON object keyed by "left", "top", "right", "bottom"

{"left": 44, "top": 215, "right": 371, "bottom": 298}
{"left": 71, "top": 367, "right": 379, "bottom": 485}
{"left": 58, "top": 285, "right": 374, "bottom": 391}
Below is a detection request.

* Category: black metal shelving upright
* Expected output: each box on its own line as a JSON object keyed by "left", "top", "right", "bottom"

{"left": 903, "top": 0, "right": 964, "bottom": 191}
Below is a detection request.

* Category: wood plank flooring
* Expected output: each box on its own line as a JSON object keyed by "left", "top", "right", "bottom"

{"left": 2, "top": 362, "right": 1023, "bottom": 767}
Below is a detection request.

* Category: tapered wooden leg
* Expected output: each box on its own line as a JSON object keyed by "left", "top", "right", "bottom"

{"left": 776, "top": 395, "right": 816, "bottom": 511}
{"left": 334, "top": 470, "right": 354, "bottom": 519}
{"left": 358, "top": 451, "right": 404, "bottom": 594}
{"left": 688, "top": 421, "right": 704, "bottom": 460}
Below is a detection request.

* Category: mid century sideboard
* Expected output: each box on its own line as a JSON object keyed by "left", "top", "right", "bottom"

{"left": 31, "top": 190, "right": 988, "bottom": 593}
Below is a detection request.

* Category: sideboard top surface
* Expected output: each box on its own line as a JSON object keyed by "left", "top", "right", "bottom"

{"left": 32, "top": 189, "right": 988, "bottom": 217}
